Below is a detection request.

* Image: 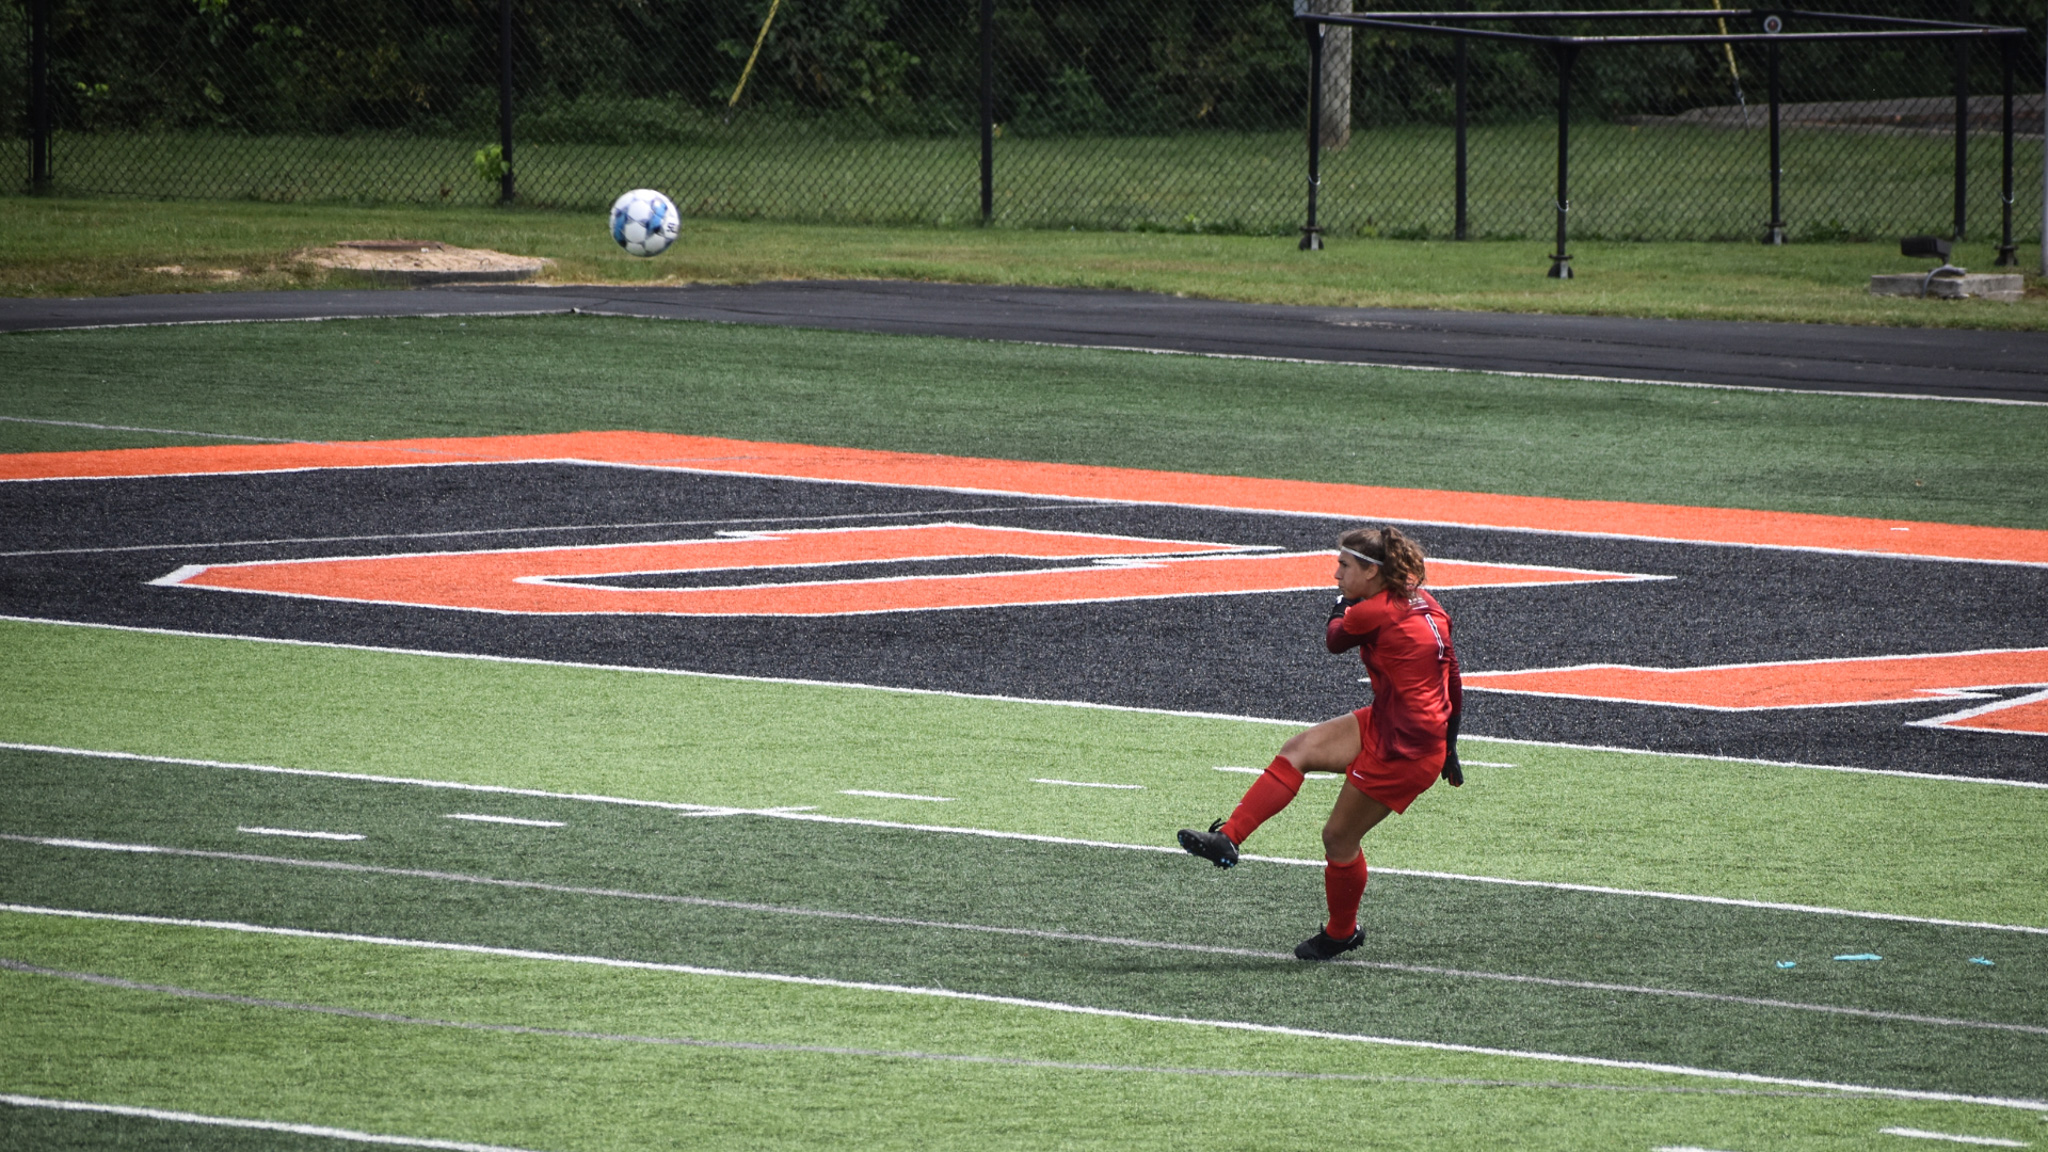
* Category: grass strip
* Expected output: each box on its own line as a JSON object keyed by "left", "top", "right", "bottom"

{"left": 5, "top": 914, "right": 2046, "bottom": 1152}
{"left": 0, "top": 195, "right": 2041, "bottom": 328}
{"left": 2, "top": 618, "right": 2042, "bottom": 931}
{"left": 4, "top": 315, "right": 2044, "bottom": 527}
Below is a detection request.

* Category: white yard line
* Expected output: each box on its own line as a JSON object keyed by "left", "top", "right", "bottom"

{"left": 4, "top": 741, "right": 2043, "bottom": 936}
{"left": 1032, "top": 779, "right": 1144, "bottom": 789}
{"left": 839, "top": 789, "right": 953, "bottom": 802}
{"left": 442, "top": 814, "right": 564, "bottom": 828}
{"left": 0, "top": 958, "right": 1888, "bottom": 1100}
{"left": 1879, "top": 1128, "right": 2031, "bottom": 1146}
{"left": 4, "top": 903, "right": 2044, "bottom": 1114}
{"left": 0, "top": 1093, "right": 546, "bottom": 1152}
{"left": 237, "top": 827, "right": 364, "bottom": 842}
{"left": 8, "top": 832, "right": 2044, "bottom": 1038}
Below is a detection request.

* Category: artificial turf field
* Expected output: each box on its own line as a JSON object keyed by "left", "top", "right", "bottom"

{"left": 2, "top": 313, "right": 2046, "bottom": 1151}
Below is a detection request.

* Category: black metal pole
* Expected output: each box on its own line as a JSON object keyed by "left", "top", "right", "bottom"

{"left": 30, "top": 0, "right": 50, "bottom": 193}
{"left": 1455, "top": 34, "right": 1469, "bottom": 241}
{"left": 1952, "top": 24, "right": 1967, "bottom": 239}
{"left": 1995, "top": 38, "right": 2016, "bottom": 264}
{"left": 1765, "top": 39, "right": 1784, "bottom": 243}
{"left": 1302, "top": 20, "right": 1325, "bottom": 251}
{"left": 498, "top": 0, "right": 515, "bottom": 205}
{"left": 1547, "top": 44, "right": 1574, "bottom": 278}
{"left": 979, "top": 0, "right": 994, "bottom": 224}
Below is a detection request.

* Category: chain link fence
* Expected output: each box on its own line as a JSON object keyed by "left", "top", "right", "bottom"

{"left": 2, "top": 0, "right": 2041, "bottom": 243}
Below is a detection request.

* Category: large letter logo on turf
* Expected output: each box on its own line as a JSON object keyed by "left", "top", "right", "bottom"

{"left": 152, "top": 522, "right": 1652, "bottom": 617}
{"left": 1463, "top": 649, "right": 2048, "bottom": 735}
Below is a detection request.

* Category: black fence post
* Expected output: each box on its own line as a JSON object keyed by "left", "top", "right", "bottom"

{"left": 29, "top": 0, "right": 50, "bottom": 193}
{"left": 1301, "top": 17, "right": 1325, "bottom": 251}
{"left": 980, "top": 0, "right": 994, "bottom": 224}
{"left": 1547, "top": 44, "right": 1575, "bottom": 278}
{"left": 1952, "top": 24, "right": 1968, "bottom": 239}
{"left": 1455, "top": 34, "right": 1469, "bottom": 241}
{"left": 498, "top": 0, "right": 515, "bottom": 205}
{"left": 1764, "top": 38, "right": 1785, "bottom": 243}
{"left": 1995, "top": 37, "right": 2016, "bottom": 265}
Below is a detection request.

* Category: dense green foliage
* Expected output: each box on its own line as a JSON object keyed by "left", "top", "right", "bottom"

{"left": 10, "top": 0, "right": 2042, "bottom": 141}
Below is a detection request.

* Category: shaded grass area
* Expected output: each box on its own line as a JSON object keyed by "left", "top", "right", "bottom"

{"left": 11, "top": 921, "right": 2043, "bottom": 1152}
{"left": 4, "top": 316, "right": 2045, "bottom": 528}
{"left": 1, "top": 195, "right": 2043, "bottom": 328}
{"left": 5, "top": 621, "right": 2045, "bottom": 930}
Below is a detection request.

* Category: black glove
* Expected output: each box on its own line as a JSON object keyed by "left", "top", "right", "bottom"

{"left": 1327, "top": 596, "right": 1358, "bottom": 623}
{"left": 1441, "top": 710, "right": 1463, "bottom": 787}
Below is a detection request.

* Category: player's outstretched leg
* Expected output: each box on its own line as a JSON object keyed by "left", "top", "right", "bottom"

{"left": 1177, "top": 755, "right": 1304, "bottom": 867}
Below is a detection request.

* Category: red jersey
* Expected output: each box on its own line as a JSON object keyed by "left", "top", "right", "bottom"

{"left": 1326, "top": 588, "right": 1463, "bottom": 762}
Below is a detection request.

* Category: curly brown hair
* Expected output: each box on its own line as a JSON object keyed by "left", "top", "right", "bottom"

{"left": 1338, "top": 526, "right": 1426, "bottom": 598}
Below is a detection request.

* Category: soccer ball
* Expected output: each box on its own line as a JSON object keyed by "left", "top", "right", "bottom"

{"left": 609, "top": 189, "right": 679, "bottom": 257}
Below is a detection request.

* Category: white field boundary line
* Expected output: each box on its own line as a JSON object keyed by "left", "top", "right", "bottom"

{"left": 1001, "top": 338, "right": 2048, "bottom": 409}
{"left": 6, "top": 305, "right": 2040, "bottom": 407}
{"left": 545, "top": 315, "right": 2048, "bottom": 409}
{"left": 8, "top": 832, "right": 2044, "bottom": 1038}
{"left": 0, "top": 959, "right": 1880, "bottom": 1101}
{"left": 5, "top": 741, "right": 2045, "bottom": 937}
{"left": 6, "top": 903, "right": 2045, "bottom": 1114}
{"left": 5, "top": 613, "right": 2044, "bottom": 792}
{"left": 0, "top": 415, "right": 304, "bottom": 442}
{"left": 0, "top": 307, "right": 572, "bottom": 336}
{"left": 0, "top": 1093, "right": 546, "bottom": 1152}
{"left": 0, "top": 503, "right": 1100, "bottom": 559}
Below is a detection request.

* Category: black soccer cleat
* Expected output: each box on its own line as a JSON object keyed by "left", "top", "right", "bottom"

{"left": 1294, "top": 927, "right": 1365, "bottom": 961}
{"left": 1177, "top": 819, "right": 1239, "bottom": 868}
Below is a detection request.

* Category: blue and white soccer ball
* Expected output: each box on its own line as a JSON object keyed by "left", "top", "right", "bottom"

{"left": 609, "top": 188, "right": 679, "bottom": 257}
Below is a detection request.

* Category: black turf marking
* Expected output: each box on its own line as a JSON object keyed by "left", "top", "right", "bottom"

{"left": 4, "top": 463, "right": 2045, "bottom": 780}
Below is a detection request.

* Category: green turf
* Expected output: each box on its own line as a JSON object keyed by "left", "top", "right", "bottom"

{"left": 4, "top": 619, "right": 2044, "bottom": 932}
{"left": 5, "top": 315, "right": 2045, "bottom": 528}
{"left": 11, "top": 918, "right": 2043, "bottom": 1151}
{"left": 1, "top": 195, "right": 2042, "bottom": 328}
{"left": 4, "top": 743, "right": 2044, "bottom": 1102}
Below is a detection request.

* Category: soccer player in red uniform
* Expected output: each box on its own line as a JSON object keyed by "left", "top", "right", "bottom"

{"left": 1178, "top": 526, "right": 1463, "bottom": 961}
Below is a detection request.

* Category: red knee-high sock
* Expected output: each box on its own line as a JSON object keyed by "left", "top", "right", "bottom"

{"left": 1218, "top": 756, "right": 1304, "bottom": 846}
{"left": 1322, "top": 852, "right": 1369, "bottom": 939}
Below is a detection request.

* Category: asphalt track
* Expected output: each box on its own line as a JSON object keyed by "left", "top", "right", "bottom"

{"left": 2, "top": 281, "right": 2045, "bottom": 401}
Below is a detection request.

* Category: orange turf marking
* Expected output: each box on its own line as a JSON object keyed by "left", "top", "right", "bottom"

{"left": 7, "top": 430, "right": 2045, "bottom": 566}
{"left": 1935, "top": 692, "right": 2048, "bottom": 736}
{"left": 1465, "top": 649, "right": 2048, "bottom": 733}
{"left": 156, "top": 523, "right": 1640, "bottom": 616}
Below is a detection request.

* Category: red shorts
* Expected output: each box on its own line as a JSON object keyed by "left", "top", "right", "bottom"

{"left": 1346, "top": 708, "right": 1444, "bottom": 815}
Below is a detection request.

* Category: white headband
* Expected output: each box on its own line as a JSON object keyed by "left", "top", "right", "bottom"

{"left": 1339, "top": 546, "right": 1380, "bottom": 566}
